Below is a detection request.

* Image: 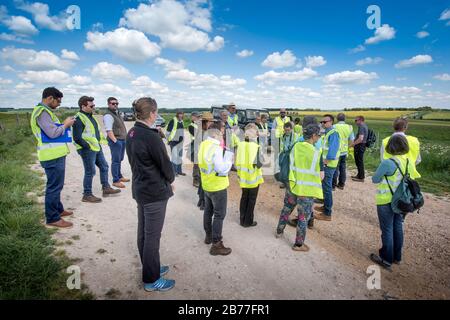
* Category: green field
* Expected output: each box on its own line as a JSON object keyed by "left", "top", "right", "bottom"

{"left": 0, "top": 112, "right": 93, "bottom": 299}
{"left": 422, "top": 111, "right": 450, "bottom": 120}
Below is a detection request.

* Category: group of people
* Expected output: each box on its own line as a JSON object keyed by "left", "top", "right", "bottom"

{"left": 31, "top": 88, "right": 422, "bottom": 293}
{"left": 30, "top": 88, "right": 130, "bottom": 228}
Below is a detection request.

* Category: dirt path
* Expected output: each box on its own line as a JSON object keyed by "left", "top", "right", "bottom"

{"left": 48, "top": 123, "right": 450, "bottom": 300}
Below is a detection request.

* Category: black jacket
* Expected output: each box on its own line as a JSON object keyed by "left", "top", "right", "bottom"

{"left": 126, "top": 122, "right": 175, "bottom": 204}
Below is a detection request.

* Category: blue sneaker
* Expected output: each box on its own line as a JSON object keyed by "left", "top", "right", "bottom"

{"left": 160, "top": 265, "right": 169, "bottom": 276}
{"left": 144, "top": 278, "right": 175, "bottom": 292}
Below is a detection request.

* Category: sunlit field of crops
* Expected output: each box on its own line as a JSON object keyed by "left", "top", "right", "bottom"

{"left": 270, "top": 110, "right": 414, "bottom": 120}
{"left": 422, "top": 111, "right": 450, "bottom": 120}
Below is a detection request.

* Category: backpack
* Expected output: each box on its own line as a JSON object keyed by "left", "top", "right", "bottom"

{"left": 366, "top": 128, "right": 377, "bottom": 148}
{"left": 385, "top": 158, "right": 425, "bottom": 216}
{"left": 275, "top": 142, "right": 297, "bottom": 184}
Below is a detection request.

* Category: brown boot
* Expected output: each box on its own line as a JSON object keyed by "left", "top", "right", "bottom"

{"left": 292, "top": 243, "right": 310, "bottom": 252}
{"left": 61, "top": 210, "right": 74, "bottom": 217}
{"left": 112, "top": 182, "right": 126, "bottom": 189}
{"left": 103, "top": 187, "right": 121, "bottom": 197}
{"left": 314, "top": 212, "right": 332, "bottom": 221}
{"left": 82, "top": 194, "right": 102, "bottom": 203}
{"left": 46, "top": 218, "right": 73, "bottom": 228}
{"left": 119, "top": 177, "right": 130, "bottom": 183}
{"left": 210, "top": 241, "right": 232, "bottom": 256}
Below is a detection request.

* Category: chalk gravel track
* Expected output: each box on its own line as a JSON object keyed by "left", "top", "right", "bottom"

{"left": 41, "top": 122, "right": 449, "bottom": 300}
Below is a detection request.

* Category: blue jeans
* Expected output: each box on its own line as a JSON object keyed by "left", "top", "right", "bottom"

{"left": 78, "top": 148, "right": 110, "bottom": 196}
{"left": 377, "top": 204, "right": 404, "bottom": 264}
{"left": 322, "top": 166, "right": 336, "bottom": 216}
{"left": 108, "top": 139, "right": 126, "bottom": 183}
{"left": 332, "top": 155, "right": 347, "bottom": 187}
{"left": 40, "top": 156, "right": 66, "bottom": 223}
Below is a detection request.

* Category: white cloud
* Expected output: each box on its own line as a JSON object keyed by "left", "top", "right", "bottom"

{"left": 304, "top": 56, "right": 327, "bottom": 68}
{"left": 439, "top": 8, "right": 450, "bottom": 21}
{"left": 323, "top": 70, "right": 378, "bottom": 85}
{"left": 2, "top": 15, "right": 38, "bottom": 35}
{"left": 0, "top": 32, "right": 34, "bottom": 44}
{"left": 262, "top": 50, "right": 297, "bottom": 69}
{"left": 119, "top": 0, "right": 224, "bottom": 52}
{"left": 154, "top": 57, "right": 186, "bottom": 71}
{"left": 166, "top": 68, "right": 246, "bottom": 89}
{"left": 356, "top": 57, "right": 383, "bottom": 66}
{"left": 365, "top": 24, "right": 396, "bottom": 45}
{"left": 2, "top": 65, "right": 15, "bottom": 72}
{"left": 434, "top": 73, "right": 450, "bottom": 81}
{"left": 15, "top": 82, "right": 34, "bottom": 89}
{"left": 205, "top": 36, "right": 224, "bottom": 52}
{"left": 16, "top": 1, "right": 69, "bottom": 31}
{"left": 91, "top": 62, "right": 132, "bottom": 80}
{"left": 131, "top": 76, "right": 169, "bottom": 93}
{"left": 416, "top": 31, "right": 430, "bottom": 39}
{"left": 395, "top": 54, "right": 433, "bottom": 68}
{"left": 84, "top": 28, "right": 161, "bottom": 63}
{"left": 254, "top": 68, "right": 318, "bottom": 84}
{"left": 0, "top": 77, "right": 13, "bottom": 85}
{"left": 18, "top": 70, "right": 74, "bottom": 84}
{"left": 375, "top": 85, "right": 422, "bottom": 95}
{"left": 349, "top": 45, "right": 366, "bottom": 54}
{"left": 276, "top": 86, "right": 321, "bottom": 98}
{"left": 1, "top": 47, "right": 74, "bottom": 70}
{"left": 236, "top": 49, "right": 254, "bottom": 58}
{"left": 61, "top": 49, "right": 79, "bottom": 61}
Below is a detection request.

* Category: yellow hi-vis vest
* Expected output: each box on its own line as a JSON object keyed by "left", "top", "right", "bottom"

{"left": 334, "top": 123, "right": 353, "bottom": 154}
{"left": 289, "top": 142, "right": 324, "bottom": 199}
{"left": 280, "top": 132, "right": 299, "bottom": 153}
{"left": 274, "top": 116, "right": 290, "bottom": 138}
{"left": 198, "top": 139, "right": 229, "bottom": 192}
{"left": 30, "top": 104, "right": 70, "bottom": 162}
{"left": 382, "top": 135, "right": 421, "bottom": 179}
{"left": 227, "top": 114, "right": 239, "bottom": 127}
{"left": 322, "top": 128, "right": 341, "bottom": 168}
{"left": 236, "top": 141, "right": 264, "bottom": 188}
{"left": 74, "top": 112, "right": 107, "bottom": 152}
{"left": 376, "top": 155, "right": 414, "bottom": 205}
{"left": 167, "top": 117, "right": 180, "bottom": 142}
{"left": 294, "top": 124, "right": 303, "bottom": 135}
{"left": 188, "top": 122, "right": 198, "bottom": 141}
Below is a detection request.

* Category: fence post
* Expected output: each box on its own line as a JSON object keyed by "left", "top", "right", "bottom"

{"left": 16, "top": 113, "right": 20, "bottom": 126}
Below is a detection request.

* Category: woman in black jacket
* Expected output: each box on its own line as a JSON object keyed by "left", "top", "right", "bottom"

{"left": 126, "top": 97, "right": 176, "bottom": 292}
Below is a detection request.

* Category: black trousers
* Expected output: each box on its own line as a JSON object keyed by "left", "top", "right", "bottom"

{"left": 137, "top": 200, "right": 168, "bottom": 284}
{"left": 239, "top": 186, "right": 259, "bottom": 226}
{"left": 354, "top": 144, "right": 366, "bottom": 179}
{"left": 204, "top": 189, "right": 228, "bottom": 243}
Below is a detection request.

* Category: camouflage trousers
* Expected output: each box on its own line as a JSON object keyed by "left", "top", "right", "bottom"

{"left": 276, "top": 188, "right": 314, "bottom": 246}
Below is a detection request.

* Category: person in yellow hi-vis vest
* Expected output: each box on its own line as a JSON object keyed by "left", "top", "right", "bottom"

{"left": 332, "top": 113, "right": 355, "bottom": 190}
{"left": 73, "top": 96, "right": 120, "bottom": 203}
{"left": 188, "top": 112, "right": 201, "bottom": 187}
{"left": 380, "top": 117, "right": 421, "bottom": 179}
{"left": 273, "top": 108, "right": 291, "bottom": 140}
{"left": 370, "top": 134, "right": 415, "bottom": 270}
{"left": 236, "top": 123, "right": 264, "bottom": 228}
{"left": 294, "top": 117, "right": 303, "bottom": 135}
{"left": 30, "top": 87, "right": 75, "bottom": 228}
{"left": 315, "top": 114, "right": 340, "bottom": 221}
{"left": 199, "top": 122, "right": 234, "bottom": 256}
{"left": 275, "top": 124, "right": 323, "bottom": 252}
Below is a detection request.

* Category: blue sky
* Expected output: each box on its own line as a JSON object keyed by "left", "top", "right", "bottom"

{"left": 0, "top": 0, "right": 449, "bottom": 109}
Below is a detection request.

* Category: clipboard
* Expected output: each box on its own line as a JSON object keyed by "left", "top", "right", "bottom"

{"left": 41, "top": 123, "right": 73, "bottom": 143}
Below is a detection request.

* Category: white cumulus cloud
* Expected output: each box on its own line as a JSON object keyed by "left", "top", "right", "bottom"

{"left": 434, "top": 73, "right": 450, "bottom": 81}
{"left": 84, "top": 28, "right": 161, "bottom": 63}
{"left": 356, "top": 57, "right": 383, "bottom": 66}
{"left": 323, "top": 70, "right": 378, "bottom": 85}
{"left": 395, "top": 55, "right": 433, "bottom": 68}
{"left": 236, "top": 49, "right": 254, "bottom": 58}
{"left": 365, "top": 24, "right": 396, "bottom": 45}
{"left": 1, "top": 47, "right": 74, "bottom": 70}
{"left": 304, "top": 56, "right": 327, "bottom": 68}
{"left": 91, "top": 62, "right": 132, "bottom": 80}
{"left": 16, "top": 1, "right": 69, "bottom": 31}
{"left": 254, "top": 68, "right": 318, "bottom": 84}
{"left": 119, "top": 0, "right": 224, "bottom": 52}
{"left": 416, "top": 31, "right": 430, "bottom": 39}
{"left": 61, "top": 49, "right": 79, "bottom": 61}
{"left": 262, "top": 50, "right": 297, "bottom": 69}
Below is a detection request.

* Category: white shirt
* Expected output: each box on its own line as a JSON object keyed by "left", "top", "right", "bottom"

{"left": 103, "top": 114, "right": 114, "bottom": 132}
{"left": 207, "top": 137, "right": 233, "bottom": 176}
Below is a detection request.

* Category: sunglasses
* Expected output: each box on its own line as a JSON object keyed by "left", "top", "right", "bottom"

{"left": 320, "top": 120, "right": 331, "bottom": 124}
{"left": 111, "top": 102, "right": 119, "bottom": 106}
